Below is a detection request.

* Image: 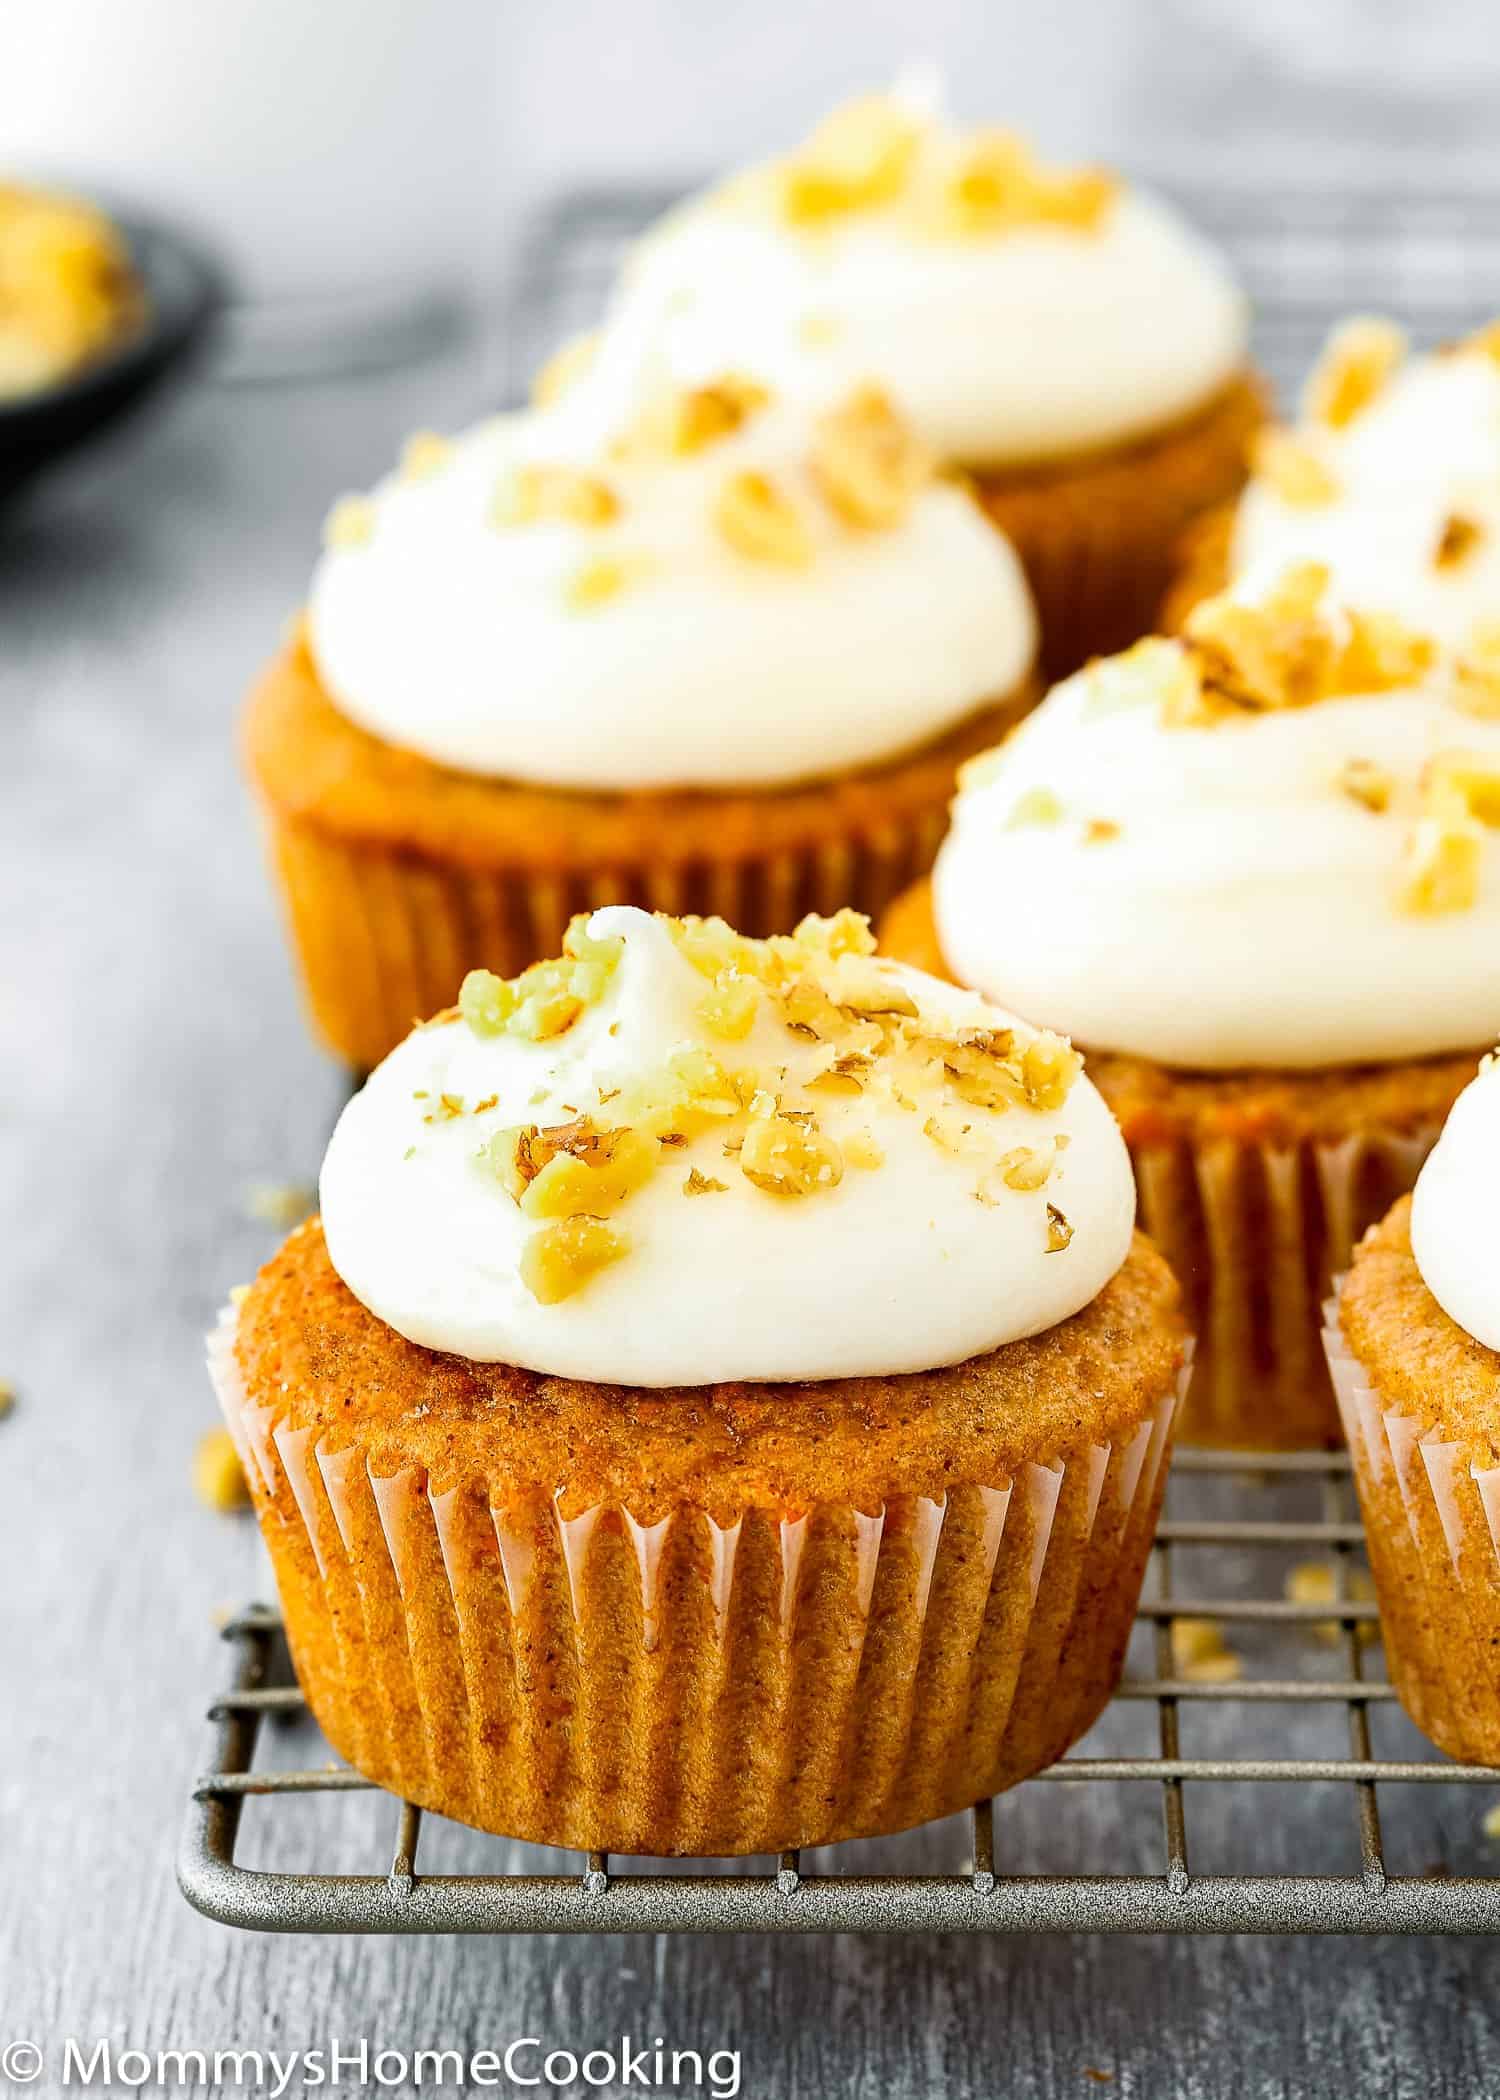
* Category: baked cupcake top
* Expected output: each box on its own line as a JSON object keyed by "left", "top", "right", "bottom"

{"left": 318, "top": 905, "right": 1135, "bottom": 1386}
{"left": 1232, "top": 320, "right": 1500, "bottom": 648}
{"left": 1410, "top": 1051, "right": 1500, "bottom": 1350}
{"left": 932, "top": 562, "right": 1500, "bottom": 1071}
{"left": 580, "top": 76, "right": 1247, "bottom": 467}
{"left": 306, "top": 375, "right": 1035, "bottom": 792}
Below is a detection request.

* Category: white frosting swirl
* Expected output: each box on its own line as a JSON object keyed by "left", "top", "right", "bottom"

{"left": 1233, "top": 343, "right": 1500, "bottom": 647}
{"left": 933, "top": 620, "right": 1500, "bottom": 1071}
{"left": 593, "top": 104, "right": 1247, "bottom": 465}
{"left": 1411, "top": 1054, "right": 1500, "bottom": 1351}
{"left": 306, "top": 387, "right": 1035, "bottom": 792}
{"left": 320, "top": 907, "right": 1136, "bottom": 1385}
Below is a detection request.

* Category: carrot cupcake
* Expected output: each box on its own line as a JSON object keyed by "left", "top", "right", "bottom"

{"left": 243, "top": 376, "right": 1038, "bottom": 1072}
{"left": 882, "top": 562, "right": 1500, "bottom": 1447}
{"left": 586, "top": 75, "right": 1262, "bottom": 675}
{"left": 1165, "top": 317, "right": 1500, "bottom": 640}
{"left": 211, "top": 905, "right": 1189, "bottom": 1854}
{"left": 1326, "top": 1055, "right": 1500, "bottom": 1761}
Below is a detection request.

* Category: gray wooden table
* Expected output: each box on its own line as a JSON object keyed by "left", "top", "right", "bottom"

{"left": 4, "top": 338, "right": 1500, "bottom": 2100}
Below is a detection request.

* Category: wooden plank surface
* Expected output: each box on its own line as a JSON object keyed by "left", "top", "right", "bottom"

{"left": 4, "top": 337, "right": 1500, "bottom": 2100}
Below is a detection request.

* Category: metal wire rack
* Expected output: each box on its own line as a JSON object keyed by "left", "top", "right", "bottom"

{"left": 503, "top": 180, "right": 1500, "bottom": 407}
{"left": 178, "top": 1449, "right": 1500, "bottom": 1935}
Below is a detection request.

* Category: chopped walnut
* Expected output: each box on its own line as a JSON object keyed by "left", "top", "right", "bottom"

{"left": 564, "top": 554, "right": 642, "bottom": 611}
{"left": 495, "top": 1120, "right": 658, "bottom": 1219}
{"left": 1180, "top": 566, "right": 1433, "bottom": 718}
{"left": 683, "top": 1167, "right": 728, "bottom": 1196}
{"left": 520, "top": 1216, "right": 629, "bottom": 1303}
{"left": 531, "top": 330, "right": 598, "bottom": 408}
{"left": 713, "top": 469, "right": 812, "bottom": 566}
{"left": 1170, "top": 1617, "right": 1241, "bottom": 1684}
{"left": 1338, "top": 757, "right": 1395, "bottom": 813}
{"left": 935, "top": 129, "right": 1114, "bottom": 236}
{"left": 492, "top": 463, "right": 619, "bottom": 529}
{"left": 696, "top": 974, "right": 759, "bottom": 1041}
{"left": 1284, "top": 1561, "right": 1378, "bottom": 1647}
{"left": 1045, "top": 1202, "right": 1074, "bottom": 1253}
{"left": 1454, "top": 623, "right": 1500, "bottom": 719}
{"left": 1005, "top": 786, "right": 1064, "bottom": 829}
{"left": 810, "top": 385, "right": 930, "bottom": 529}
{"left": 1398, "top": 803, "right": 1482, "bottom": 915}
{"left": 994, "top": 1140, "right": 1061, "bottom": 1192}
{"left": 1083, "top": 818, "right": 1121, "bottom": 843}
{"left": 620, "top": 374, "right": 770, "bottom": 459}
{"left": 779, "top": 95, "right": 922, "bottom": 224}
{"left": 1085, "top": 637, "right": 1201, "bottom": 721}
{"left": 323, "top": 495, "right": 375, "bottom": 549}
{"left": 1436, "top": 512, "right": 1483, "bottom": 569}
{"left": 400, "top": 430, "right": 453, "bottom": 480}
{"left": 841, "top": 1129, "right": 884, "bottom": 1170}
{"left": 1301, "top": 316, "right": 1406, "bottom": 429}
{"left": 739, "top": 1108, "right": 844, "bottom": 1196}
{"left": 1427, "top": 749, "right": 1500, "bottom": 828}
{"left": 1250, "top": 428, "right": 1340, "bottom": 507}
{"left": 460, "top": 922, "right": 624, "bottom": 1044}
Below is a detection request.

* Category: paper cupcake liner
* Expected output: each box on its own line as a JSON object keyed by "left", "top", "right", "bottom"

{"left": 1134, "top": 1126, "right": 1438, "bottom": 1449}
{"left": 265, "top": 800, "right": 958, "bottom": 1075}
{"left": 210, "top": 1307, "right": 1189, "bottom": 1856}
{"left": 1323, "top": 1303, "right": 1500, "bottom": 1764}
{"left": 971, "top": 372, "right": 1265, "bottom": 679}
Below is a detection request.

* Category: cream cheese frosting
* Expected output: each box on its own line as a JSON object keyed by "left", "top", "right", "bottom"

{"left": 587, "top": 82, "right": 1248, "bottom": 467}
{"left": 306, "top": 376, "right": 1035, "bottom": 792}
{"left": 932, "top": 565, "right": 1500, "bottom": 1071}
{"left": 319, "top": 905, "right": 1136, "bottom": 1385}
{"left": 1232, "top": 325, "right": 1500, "bottom": 649}
{"left": 1411, "top": 1052, "right": 1500, "bottom": 1352}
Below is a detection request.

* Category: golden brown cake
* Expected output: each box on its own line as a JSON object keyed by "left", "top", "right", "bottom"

{"left": 213, "top": 907, "right": 1190, "bottom": 1853}
{"left": 245, "top": 379, "right": 1039, "bottom": 1071}
{"left": 881, "top": 565, "right": 1499, "bottom": 1447}
{"left": 1327, "top": 1057, "right": 1500, "bottom": 1760}
{"left": 584, "top": 85, "right": 1264, "bottom": 677}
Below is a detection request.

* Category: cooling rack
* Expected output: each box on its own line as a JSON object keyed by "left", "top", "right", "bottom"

{"left": 178, "top": 1449, "right": 1500, "bottom": 1935}
{"left": 503, "top": 181, "right": 1500, "bottom": 406}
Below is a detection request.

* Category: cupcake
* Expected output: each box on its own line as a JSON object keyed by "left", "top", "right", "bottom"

{"left": 1325, "top": 1055, "right": 1500, "bottom": 1761}
{"left": 582, "top": 76, "right": 1262, "bottom": 676}
{"left": 1165, "top": 317, "right": 1500, "bottom": 646}
{"left": 211, "top": 905, "right": 1189, "bottom": 1854}
{"left": 0, "top": 179, "right": 143, "bottom": 399}
{"left": 244, "top": 376, "right": 1037, "bottom": 1072}
{"left": 881, "top": 562, "right": 1500, "bottom": 1447}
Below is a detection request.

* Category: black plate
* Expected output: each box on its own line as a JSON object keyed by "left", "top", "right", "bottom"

{"left": 0, "top": 205, "right": 225, "bottom": 499}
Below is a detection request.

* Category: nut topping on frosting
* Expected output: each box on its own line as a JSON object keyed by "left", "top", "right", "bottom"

{"left": 712, "top": 469, "right": 813, "bottom": 566}
{"left": 1455, "top": 622, "right": 1500, "bottom": 718}
{"left": 1246, "top": 429, "right": 1341, "bottom": 508}
{"left": 492, "top": 463, "right": 620, "bottom": 528}
{"left": 934, "top": 131, "right": 1115, "bottom": 238}
{"left": 449, "top": 908, "right": 1090, "bottom": 1300}
{"left": 778, "top": 94, "right": 924, "bottom": 224}
{"left": 530, "top": 330, "right": 598, "bottom": 408}
{"left": 319, "top": 906, "right": 1137, "bottom": 1379}
{"left": 1301, "top": 316, "right": 1407, "bottom": 430}
{"left": 322, "top": 495, "right": 375, "bottom": 549}
{"left": 1436, "top": 513, "right": 1483, "bottom": 570}
{"left": 614, "top": 374, "right": 771, "bottom": 460}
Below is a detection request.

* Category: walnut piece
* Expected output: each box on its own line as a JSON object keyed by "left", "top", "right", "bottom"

{"left": 519, "top": 1216, "right": 629, "bottom": 1303}
{"left": 194, "top": 1428, "right": 250, "bottom": 1513}
{"left": 400, "top": 430, "right": 453, "bottom": 480}
{"left": 492, "top": 463, "right": 619, "bottom": 529}
{"left": 1436, "top": 512, "right": 1483, "bottom": 569}
{"left": 810, "top": 385, "right": 930, "bottom": 529}
{"left": 739, "top": 1108, "right": 844, "bottom": 1197}
{"left": 1301, "top": 316, "right": 1406, "bottom": 429}
{"left": 713, "top": 470, "right": 812, "bottom": 566}
{"left": 780, "top": 95, "right": 922, "bottom": 224}
{"left": 936, "top": 130, "right": 1114, "bottom": 236}
{"left": 1250, "top": 429, "right": 1340, "bottom": 507}
{"left": 323, "top": 495, "right": 375, "bottom": 549}
{"left": 1338, "top": 757, "right": 1395, "bottom": 813}
{"left": 531, "top": 330, "right": 598, "bottom": 408}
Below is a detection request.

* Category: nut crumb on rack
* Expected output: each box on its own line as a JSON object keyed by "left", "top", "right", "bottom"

{"left": 194, "top": 1428, "right": 250, "bottom": 1514}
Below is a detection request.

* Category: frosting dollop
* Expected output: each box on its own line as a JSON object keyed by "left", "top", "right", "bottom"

{"left": 589, "top": 82, "right": 1247, "bottom": 466}
{"left": 306, "top": 377, "right": 1034, "bottom": 791}
{"left": 1232, "top": 323, "right": 1500, "bottom": 649}
{"left": 933, "top": 566, "right": 1500, "bottom": 1070}
{"left": 1411, "top": 1052, "right": 1500, "bottom": 1351}
{"left": 319, "top": 905, "right": 1136, "bottom": 1385}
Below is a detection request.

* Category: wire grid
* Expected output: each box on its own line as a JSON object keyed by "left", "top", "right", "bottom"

{"left": 503, "top": 181, "right": 1500, "bottom": 407}
{"left": 178, "top": 1449, "right": 1500, "bottom": 1935}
